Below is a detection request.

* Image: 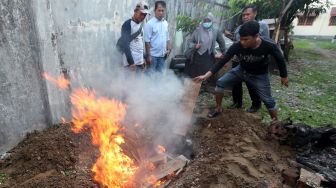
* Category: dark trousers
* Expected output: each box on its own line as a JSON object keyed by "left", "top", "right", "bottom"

{"left": 231, "top": 61, "right": 261, "bottom": 107}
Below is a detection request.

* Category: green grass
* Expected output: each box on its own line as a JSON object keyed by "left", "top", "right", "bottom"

{"left": 293, "top": 38, "right": 336, "bottom": 50}
{"left": 293, "top": 39, "right": 312, "bottom": 49}
{"left": 260, "top": 38, "right": 336, "bottom": 126}
{"left": 0, "top": 173, "right": 6, "bottom": 185}
{"left": 290, "top": 48, "right": 328, "bottom": 62}
{"left": 315, "top": 40, "right": 336, "bottom": 50}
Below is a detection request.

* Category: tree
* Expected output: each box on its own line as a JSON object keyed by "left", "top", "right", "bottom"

{"left": 228, "top": 0, "right": 329, "bottom": 59}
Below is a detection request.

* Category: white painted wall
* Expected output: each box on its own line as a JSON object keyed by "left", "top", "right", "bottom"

{"left": 293, "top": 0, "right": 336, "bottom": 37}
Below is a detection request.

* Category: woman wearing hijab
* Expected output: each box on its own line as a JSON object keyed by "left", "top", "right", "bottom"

{"left": 184, "top": 14, "right": 226, "bottom": 78}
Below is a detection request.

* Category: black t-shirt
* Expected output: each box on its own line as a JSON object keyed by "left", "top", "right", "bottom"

{"left": 211, "top": 38, "right": 288, "bottom": 78}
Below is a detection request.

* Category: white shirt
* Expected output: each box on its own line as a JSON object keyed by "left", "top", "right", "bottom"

{"left": 144, "top": 17, "right": 170, "bottom": 57}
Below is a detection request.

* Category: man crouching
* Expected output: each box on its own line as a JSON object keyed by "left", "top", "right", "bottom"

{"left": 195, "top": 21, "right": 289, "bottom": 122}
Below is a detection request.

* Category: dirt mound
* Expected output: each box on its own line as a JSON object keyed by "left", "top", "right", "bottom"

{"left": 0, "top": 124, "right": 97, "bottom": 188}
{"left": 1, "top": 110, "right": 296, "bottom": 188}
{"left": 169, "top": 110, "right": 296, "bottom": 188}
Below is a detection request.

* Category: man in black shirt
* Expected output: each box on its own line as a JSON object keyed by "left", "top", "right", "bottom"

{"left": 195, "top": 21, "right": 288, "bottom": 121}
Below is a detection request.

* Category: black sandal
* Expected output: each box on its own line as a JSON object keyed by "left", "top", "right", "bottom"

{"left": 207, "top": 110, "right": 221, "bottom": 118}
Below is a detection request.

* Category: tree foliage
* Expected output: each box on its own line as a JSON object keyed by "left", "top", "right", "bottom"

{"left": 176, "top": 15, "right": 202, "bottom": 34}
{"left": 228, "top": 0, "right": 329, "bottom": 27}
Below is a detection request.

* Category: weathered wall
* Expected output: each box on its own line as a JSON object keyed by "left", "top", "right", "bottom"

{"left": 0, "top": 0, "right": 229, "bottom": 154}
{"left": 0, "top": 0, "right": 51, "bottom": 154}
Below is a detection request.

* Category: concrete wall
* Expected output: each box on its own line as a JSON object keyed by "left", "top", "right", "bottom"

{"left": 0, "top": 0, "right": 229, "bottom": 154}
{"left": 0, "top": 0, "right": 51, "bottom": 154}
{"left": 293, "top": 0, "right": 336, "bottom": 38}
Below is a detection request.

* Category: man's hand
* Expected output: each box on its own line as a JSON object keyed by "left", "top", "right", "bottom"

{"left": 195, "top": 41, "right": 201, "bottom": 49}
{"left": 194, "top": 71, "right": 213, "bottom": 82}
{"left": 146, "top": 56, "right": 153, "bottom": 65}
{"left": 128, "top": 64, "right": 136, "bottom": 71}
{"left": 281, "top": 77, "right": 289, "bottom": 87}
{"left": 194, "top": 75, "right": 207, "bottom": 82}
{"left": 166, "top": 49, "right": 171, "bottom": 57}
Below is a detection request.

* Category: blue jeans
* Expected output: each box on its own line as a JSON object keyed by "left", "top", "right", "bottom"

{"left": 215, "top": 65, "right": 277, "bottom": 110}
{"left": 149, "top": 56, "right": 165, "bottom": 73}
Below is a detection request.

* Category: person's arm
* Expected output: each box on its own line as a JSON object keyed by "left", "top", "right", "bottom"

{"left": 145, "top": 42, "right": 151, "bottom": 59}
{"left": 210, "top": 43, "right": 237, "bottom": 74}
{"left": 195, "top": 43, "right": 237, "bottom": 82}
{"left": 216, "top": 29, "right": 226, "bottom": 54}
{"left": 166, "top": 22, "right": 171, "bottom": 57}
{"left": 121, "top": 20, "right": 134, "bottom": 65}
{"left": 184, "top": 29, "right": 199, "bottom": 58}
{"left": 166, "top": 40, "right": 171, "bottom": 57}
{"left": 259, "top": 22, "right": 270, "bottom": 39}
{"left": 144, "top": 23, "right": 152, "bottom": 64}
{"left": 270, "top": 43, "right": 289, "bottom": 86}
{"left": 233, "top": 26, "right": 241, "bottom": 42}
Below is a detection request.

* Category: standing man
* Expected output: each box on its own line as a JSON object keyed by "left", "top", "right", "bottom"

{"left": 230, "top": 5, "right": 270, "bottom": 112}
{"left": 144, "top": 1, "right": 171, "bottom": 73}
{"left": 119, "top": 1, "right": 149, "bottom": 71}
{"left": 195, "top": 21, "right": 288, "bottom": 122}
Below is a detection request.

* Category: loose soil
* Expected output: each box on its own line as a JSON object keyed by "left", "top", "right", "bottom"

{"left": 169, "top": 109, "right": 296, "bottom": 188}
{"left": 0, "top": 110, "right": 296, "bottom": 188}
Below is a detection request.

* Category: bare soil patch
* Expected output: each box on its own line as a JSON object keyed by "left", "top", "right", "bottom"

{"left": 0, "top": 111, "right": 296, "bottom": 188}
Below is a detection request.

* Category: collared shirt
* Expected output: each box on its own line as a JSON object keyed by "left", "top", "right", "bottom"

{"left": 234, "top": 20, "right": 270, "bottom": 41}
{"left": 144, "top": 17, "right": 170, "bottom": 57}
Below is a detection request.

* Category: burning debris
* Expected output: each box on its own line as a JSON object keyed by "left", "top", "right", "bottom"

{"left": 270, "top": 119, "right": 336, "bottom": 187}
{"left": 42, "top": 73, "right": 191, "bottom": 187}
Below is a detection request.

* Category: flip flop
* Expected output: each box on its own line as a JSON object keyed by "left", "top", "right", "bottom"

{"left": 207, "top": 110, "right": 221, "bottom": 118}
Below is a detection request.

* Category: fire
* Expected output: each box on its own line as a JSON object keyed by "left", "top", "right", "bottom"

{"left": 157, "top": 145, "right": 166, "bottom": 154}
{"left": 44, "top": 74, "right": 183, "bottom": 188}
{"left": 70, "top": 88, "right": 137, "bottom": 187}
{"left": 146, "top": 162, "right": 156, "bottom": 171}
{"left": 154, "top": 180, "right": 166, "bottom": 187}
{"left": 42, "top": 72, "right": 70, "bottom": 89}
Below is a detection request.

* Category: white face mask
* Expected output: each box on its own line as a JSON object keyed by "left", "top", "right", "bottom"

{"left": 202, "top": 22, "right": 213, "bottom": 30}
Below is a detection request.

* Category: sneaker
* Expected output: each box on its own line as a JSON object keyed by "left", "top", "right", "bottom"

{"left": 228, "top": 103, "right": 242, "bottom": 109}
{"left": 246, "top": 105, "right": 261, "bottom": 113}
{"left": 207, "top": 110, "right": 221, "bottom": 118}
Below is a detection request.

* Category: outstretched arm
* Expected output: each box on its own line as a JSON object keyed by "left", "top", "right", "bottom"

{"left": 270, "top": 44, "right": 289, "bottom": 86}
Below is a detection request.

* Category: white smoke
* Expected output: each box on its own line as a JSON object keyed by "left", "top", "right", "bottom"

{"left": 70, "top": 58, "right": 193, "bottom": 154}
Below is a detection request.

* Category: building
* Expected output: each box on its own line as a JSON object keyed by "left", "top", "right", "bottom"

{"left": 292, "top": 0, "right": 336, "bottom": 38}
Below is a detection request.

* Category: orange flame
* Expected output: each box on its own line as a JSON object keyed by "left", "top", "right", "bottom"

{"left": 70, "top": 88, "right": 137, "bottom": 187}
{"left": 43, "top": 73, "right": 172, "bottom": 187}
{"left": 154, "top": 180, "right": 166, "bottom": 187}
{"left": 157, "top": 145, "right": 166, "bottom": 154}
{"left": 145, "top": 175, "right": 167, "bottom": 187}
{"left": 146, "top": 162, "right": 156, "bottom": 171}
{"left": 43, "top": 72, "right": 70, "bottom": 89}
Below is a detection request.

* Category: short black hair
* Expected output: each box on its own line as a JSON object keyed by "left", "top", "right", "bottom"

{"left": 242, "top": 4, "right": 257, "bottom": 13}
{"left": 239, "top": 21, "right": 260, "bottom": 37}
{"left": 155, "top": 1, "right": 166, "bottom": 10}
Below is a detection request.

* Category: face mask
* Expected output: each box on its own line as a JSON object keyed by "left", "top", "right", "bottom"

{"left": 202, "top": 22, "right": 213, "bottom": 30}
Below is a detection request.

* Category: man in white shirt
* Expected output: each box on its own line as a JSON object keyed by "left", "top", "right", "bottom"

{"left": 120, "top": 1, "right": 149, "bottom": 71}
{"left": 144, "top": 1, "right": 171, "bottom": 73}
